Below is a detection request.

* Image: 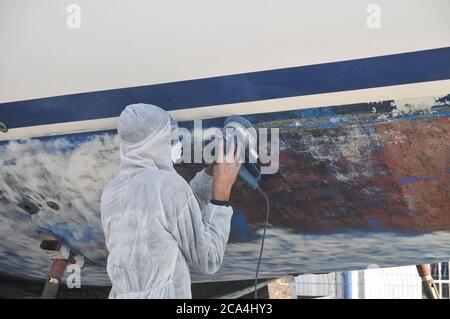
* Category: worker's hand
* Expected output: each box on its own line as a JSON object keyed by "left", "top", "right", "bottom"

{"left": 211, "top": 138, "right": 241, "bottom": 201}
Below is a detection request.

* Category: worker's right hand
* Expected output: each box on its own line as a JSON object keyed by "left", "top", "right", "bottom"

{"left": 211, "top": 138, "right": 241, "bottom": 201}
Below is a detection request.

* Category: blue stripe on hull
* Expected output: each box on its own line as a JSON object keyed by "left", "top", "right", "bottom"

{"left": 1, "top": 47, "right": 449, "bottom": 129}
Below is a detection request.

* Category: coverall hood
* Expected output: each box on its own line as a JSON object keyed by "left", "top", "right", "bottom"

{"left": 118, "top": 103, "right": 173, "bottom": 171}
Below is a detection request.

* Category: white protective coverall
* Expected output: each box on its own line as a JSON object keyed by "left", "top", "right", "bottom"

{"left": 101, "top": 104, "right": 233, "bottom": 299}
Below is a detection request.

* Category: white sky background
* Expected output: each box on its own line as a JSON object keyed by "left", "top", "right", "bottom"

{"left": 0, "top": 0, "right": 449, "bottom": 103}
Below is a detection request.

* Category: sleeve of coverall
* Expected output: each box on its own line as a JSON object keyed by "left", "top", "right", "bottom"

{"left": 189, "top": 168, "right": 213, "bottom": 212}
{"left": 175, "top": 189, "right": 233, "bottom": 275}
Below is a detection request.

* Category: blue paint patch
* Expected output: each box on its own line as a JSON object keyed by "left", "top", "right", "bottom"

{"left": 315, "top": 218, "right": 331, "bottom": 226}
{"left": 3, "top": 159, "right": 16, "bottom": 166}
{"left": 229, "top": 209, "right": 251, "bottom": 242}
{"left": 395, "top": 111, "right": 450, "bottom": 122}
{"left": 406, "top": 210, "right": 425, "bottom": 217}
{"left": 400, "top": 176, "right": 438, "bottom": 184}
{"left": 297, "top": 107, "right": 338, "bottom": 119}
{"left": 318, "top": 188, "right": 342, "bottom": 199}
{"left": 366, "top": 218, "right": 383, "bottom": 231}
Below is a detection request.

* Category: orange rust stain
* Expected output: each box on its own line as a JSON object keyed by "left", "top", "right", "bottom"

{"left": 375, "top": 118, "right": 450, "bottom": 232}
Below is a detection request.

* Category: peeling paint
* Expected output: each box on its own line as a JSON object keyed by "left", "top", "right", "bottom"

{"left": 391, "top": 95, "right": 445, "bottom": 117}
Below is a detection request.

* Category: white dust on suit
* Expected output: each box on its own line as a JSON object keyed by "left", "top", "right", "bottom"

{"left": 101, "top": 104, "right": 233, "bottom": 298}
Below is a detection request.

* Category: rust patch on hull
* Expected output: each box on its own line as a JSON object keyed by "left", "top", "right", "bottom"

{"left": 375, "top": 117, "right": 450, "bottom": 232}
{"left": 180, "top": 114, "right": 450, "bottom": 233}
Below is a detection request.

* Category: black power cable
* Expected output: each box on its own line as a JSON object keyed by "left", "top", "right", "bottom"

{"left": 254, "top": 186, "right": 270, "bottom": 299}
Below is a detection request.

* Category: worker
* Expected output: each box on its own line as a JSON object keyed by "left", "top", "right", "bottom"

{"left": 101, "top": 103, "right": 241, "bottom": 299}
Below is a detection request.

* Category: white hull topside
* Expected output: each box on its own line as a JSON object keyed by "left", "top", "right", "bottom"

{"left": 1, "top": 0, "right": 449, "bottom": 104}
